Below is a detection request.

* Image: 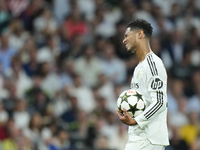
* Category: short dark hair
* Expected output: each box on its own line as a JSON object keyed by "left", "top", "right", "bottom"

{"left": 127, "top": 19, "right": 153, "bottom": 38}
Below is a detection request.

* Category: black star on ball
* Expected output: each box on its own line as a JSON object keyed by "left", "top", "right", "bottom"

{"left": 121, "top": 93, "right": 131, "bottom": 103}
{"left": 134, "top": 92, "right": 143, "bottom": 100}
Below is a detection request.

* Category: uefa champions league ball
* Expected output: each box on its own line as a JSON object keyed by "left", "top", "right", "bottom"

{"left": 117, "top": 89, "right": 146, "bottom": 118}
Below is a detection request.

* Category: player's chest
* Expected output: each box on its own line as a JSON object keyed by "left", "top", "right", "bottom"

{"left": 130, "top": 67, "right": 145, "bottom": 90}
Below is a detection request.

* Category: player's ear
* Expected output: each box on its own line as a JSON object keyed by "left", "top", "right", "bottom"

{"left": 137, "top": 30, "right": 144, "bottom": 39}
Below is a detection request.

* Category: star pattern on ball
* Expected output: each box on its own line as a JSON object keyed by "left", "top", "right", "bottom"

{"left": 117, "top": 90, "right": 146, "bottom": 117}
{"left": 121, "top": 93, "right": 131, "bottom": 103}
{"left": 128, "top": 104, "right": 137, "bottom": 113}
{"left": 134, "top": 92, "right": 143, "bottom": 101}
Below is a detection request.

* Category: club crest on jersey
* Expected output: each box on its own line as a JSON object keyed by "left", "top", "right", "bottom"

{"left": 137, "top": 71, "right": 140, "bottom": 79}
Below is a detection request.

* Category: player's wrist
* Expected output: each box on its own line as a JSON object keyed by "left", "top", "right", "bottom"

{"left": 129, "top": 118, "right": 137, "bottom": 126}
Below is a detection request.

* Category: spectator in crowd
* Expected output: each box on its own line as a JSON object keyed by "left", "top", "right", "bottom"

{"left": 68, "top": 34, "right": 85, "bottom": 58}
{"left": 2, "top": 118, "right": 32, "bottom": 150}
{"left": 63, "top": 5, "right": 88, "bottom": 40}
{"left": 23, "top": 48, "right": 39, "bottom": 78}
{"left": 108, "top": 123, "right": 128, "bottom": 150}
{"left": 180, "top": 111, "right": 200, "bottom": 146}
{"left": 6, "top": 56, "right": 33, "bottom": 98}
{"left": 0, "top": 101, "right": 9, "bottom": 141}
{"left": 110, "top": 20, "right": 130, "bottom": 60}
{"left": 52, "top": 128, "right": 71, "bottom": 150}
{"left": 53, "top": 0, "right": 71, "bottom": 24}
{"left": 58, "top": 59, "right": 75, "bottom": 87}
{"left": 39, "top": 61, "right": 62, "bottom": 98}
{"left": 68, "top": 74, "right": 95, "bottom": 113}
{"left": 8, "top": 19, "right": 30, "bottom": 52}
{"left": 168, "top": 95, "right": 189, "bottom": 128}
{"left": 100, "top": 42, "right": 127, "bottom": 84}
{"left": 167, "top": 126, "right": 189, "bottom": 150}
{"left": 7, "top": 0, "right": 29, "bottom": 18}
{"left": 188, "top": 84, "right": 200, "bottom": 114}
{"left": 92, "top": 96, "right": 110, "bottom": 119}
{"left": 52, "top": 88, "right": 70, "bottom": 118}
{"left": 0, "top": 33, "right": 16, "bottom": 74}
{"left": 13, "top": 99, "right": 30, "bottom": 129}
{"left": 37, "top": 35, "right": 60, "bottom": 66}
{"left": 0, "top": 0, "right": 11, "bottom": 34}
{"left": 23, "top": 112, "right": 43, "bottom": 149}
{"left": 20, "top": 0, "right": 44, "bottom": 33}
{"left": 77, "top": 0, "right": 96, "bottom": 22}
{"left": 60, "top": 96, "right": 79, "bottom": 127}
{"left": 74, "top": 44, "right": 102, "bottom": 87}
{"left": 167, "top": 79, "right": 185, "bottom": 113}
{"left": 94, "top": 134, "right": 110, "bottom": 150}
{"left": 34, "top": 7, "right": 58, "bottom": 46}
{"left": 170, "top": 49, "right": 196, "bottom": 82}
{"left": 97, "top": 73, "right": 116, "bottom": 112}
{"left": 100, "top": 111, "right": 119, "bottom": 140}
{"left": 2, "top": 82, "right": 18, "bottom": 115}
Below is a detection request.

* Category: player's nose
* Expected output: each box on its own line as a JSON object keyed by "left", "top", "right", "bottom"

{"left": 123, "top": 38, "right": 127, "bottom": 44}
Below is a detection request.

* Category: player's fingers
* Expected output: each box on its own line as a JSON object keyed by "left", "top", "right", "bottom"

{"left": 123, "top": 108, "right": 128, "bottom": 116}
{"left": 115, "top": 109, "right": 123, "bottom": 119}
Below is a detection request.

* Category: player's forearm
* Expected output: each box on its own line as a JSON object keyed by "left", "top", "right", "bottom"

{"left": 135, "top": 92, "right": 167, "bottom": 128}
{"left": 144, "top": 92, "right": 166, "bottom": 118}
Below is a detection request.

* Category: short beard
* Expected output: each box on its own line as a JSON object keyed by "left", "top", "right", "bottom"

{"left": 127, "top": 45, "right": 136, "bottom": 54}
{"left": 127, "top": 35, "right": 137, "bottom": 54}
{"left": 127, "top": 50, "right": 133, "bottom": 54}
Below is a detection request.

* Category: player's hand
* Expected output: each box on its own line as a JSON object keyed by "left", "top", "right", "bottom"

{"left": 115, "top": 108, "right": 137, "bottom": 126}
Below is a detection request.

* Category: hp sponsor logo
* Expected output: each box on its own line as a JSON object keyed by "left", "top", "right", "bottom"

{"left": 151, "top": 78, "right": 163, "bottom": 90}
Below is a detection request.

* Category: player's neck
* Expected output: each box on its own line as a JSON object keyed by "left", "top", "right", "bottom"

{"left": 136, "top": 42, "right": 151, "bottom": 62}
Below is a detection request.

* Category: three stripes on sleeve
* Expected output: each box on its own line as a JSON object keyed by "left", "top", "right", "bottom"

{"left": 145, "top": 55, "right": 164, "bottom": 119}
{"left": 144, "top": 91, "right": 163, "bottom": 119}
{"left": 147, "top": 55, "right": 158, "bottom": 76}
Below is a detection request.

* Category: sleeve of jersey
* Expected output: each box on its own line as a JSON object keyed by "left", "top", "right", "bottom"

{"left": 134, "top": 56, "right": 167, "bottom": 129}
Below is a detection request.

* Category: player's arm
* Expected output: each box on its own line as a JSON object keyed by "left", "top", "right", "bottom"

{"left": 134, "top": 58, "right": 168, "bottom": 128}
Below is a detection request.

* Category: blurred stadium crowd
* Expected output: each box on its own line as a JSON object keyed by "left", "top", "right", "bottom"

{"left": 0, "top": 0, "right": 200, "bottom": 150}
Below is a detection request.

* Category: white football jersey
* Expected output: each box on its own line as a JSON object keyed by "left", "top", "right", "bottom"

{"left": 129, "top": 51, "right": 169, "bottom": 146}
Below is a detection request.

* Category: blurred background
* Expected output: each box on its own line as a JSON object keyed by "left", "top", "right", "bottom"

{"left": 0, "top": 0, "right": 200, "bottom": 150}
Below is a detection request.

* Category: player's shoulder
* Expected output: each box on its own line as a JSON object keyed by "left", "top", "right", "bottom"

{"left": 143, "top": 51, "right": 166, "bottom": 76}
{"left": 146, "top": 51, "right": 163, "bottom": 63}
{"left": 144, "top": 52, "right": 164, "bottom": 65}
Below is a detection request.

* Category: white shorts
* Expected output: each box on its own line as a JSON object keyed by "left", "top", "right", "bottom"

{"left": 124, "top": 139, "right": 166, "bottom": 150}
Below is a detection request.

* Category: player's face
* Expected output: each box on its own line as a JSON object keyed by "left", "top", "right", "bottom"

{"left": 123, "top": 27, "right": 137, "bottom": 53}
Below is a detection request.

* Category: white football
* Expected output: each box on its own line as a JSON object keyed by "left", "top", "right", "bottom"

{"left": 117, "top": 89, "right": 145, "bottom": 118}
